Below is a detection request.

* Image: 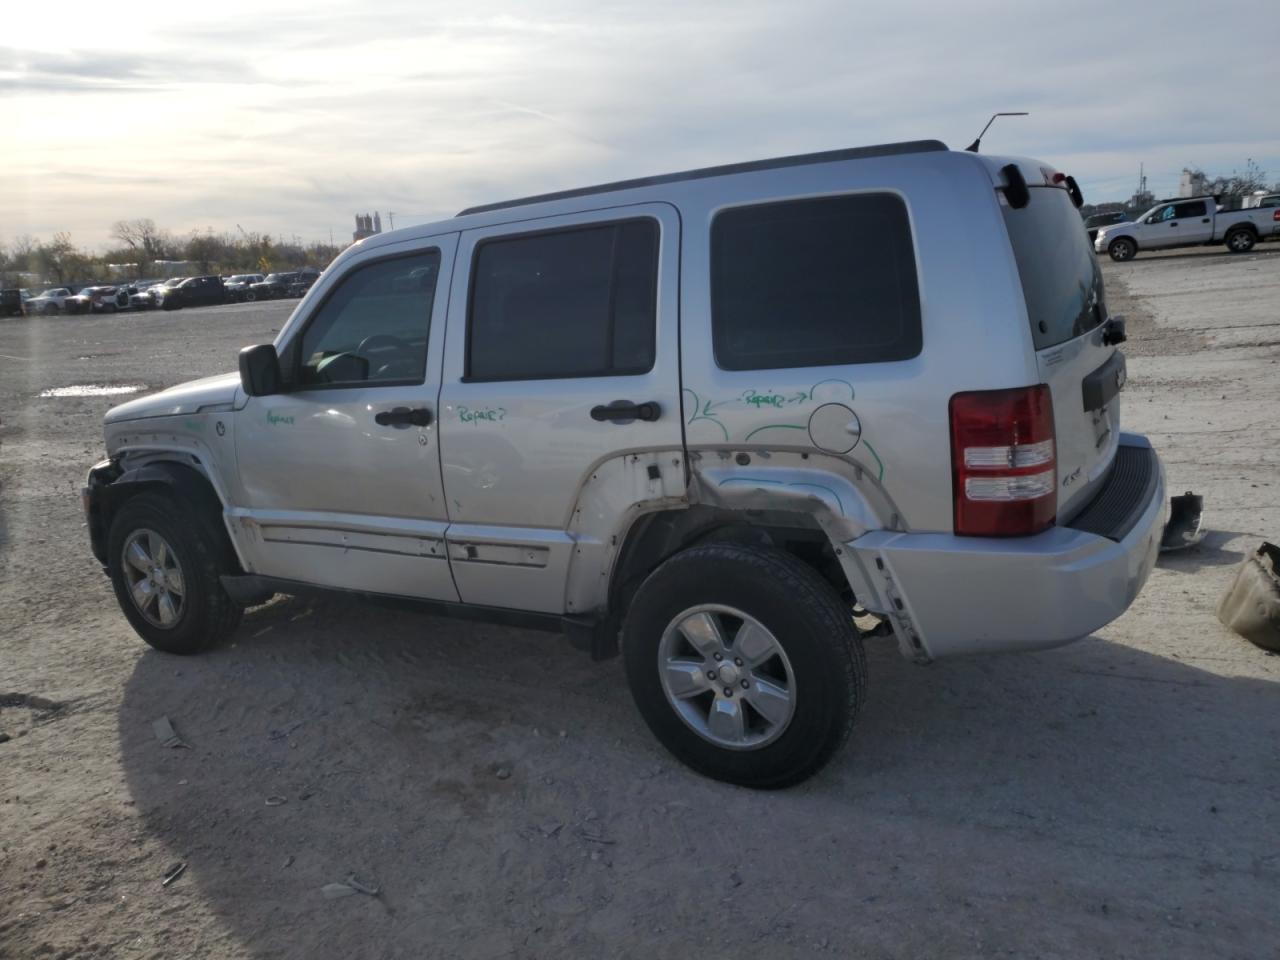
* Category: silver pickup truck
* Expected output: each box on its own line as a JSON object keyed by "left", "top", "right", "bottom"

{"left": 84, "top": 140, "right": 1166, "bottom": 787}
{"left": 1096, "top": 195, "right": 1280, "bottom": 260}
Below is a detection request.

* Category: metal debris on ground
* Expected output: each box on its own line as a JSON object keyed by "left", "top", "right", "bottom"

{"left": 1217, "top": 541, "right": 1280, "bottom": 652}
{"left": 162, "top": 862, "right": 187, "bottom": 887}
{"left": 1160, "top": 490, "right": 1206, "bottom": 552}
{"left": 322, "top": 874, "right": 380, "bottom": 899}
{"left": 152, "top": 716, "right": 189, "bottom": 749}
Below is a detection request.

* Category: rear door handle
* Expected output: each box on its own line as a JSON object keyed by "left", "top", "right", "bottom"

{"left": 590, "top": 400, "right": 662, "bottom": 423}
{"left": 375, "top": 406, "right": 432, "bottom": 427}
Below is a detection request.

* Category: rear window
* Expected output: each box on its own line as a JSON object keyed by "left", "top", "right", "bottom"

{"left": 710, "top": 194, "right": 922, "bottom": 371}
{"left": 1002, "top": 187, "right": 1105, "bottom": 350}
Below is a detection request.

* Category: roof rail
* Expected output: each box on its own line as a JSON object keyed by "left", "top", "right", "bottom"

{"left": 457, "top": 139, "right": 948, "bottom": 216}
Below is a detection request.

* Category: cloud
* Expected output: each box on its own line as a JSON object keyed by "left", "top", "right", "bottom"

{"left": 2, "top": 0, "right": 1278, "bottom": 247}
{"left": 0, "top": 45, "right": 262, "bottom": 94}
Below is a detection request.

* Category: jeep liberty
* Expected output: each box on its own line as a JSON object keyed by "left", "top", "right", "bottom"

{"left": 84, "top": 140, "right": 1166, "bottom": 787}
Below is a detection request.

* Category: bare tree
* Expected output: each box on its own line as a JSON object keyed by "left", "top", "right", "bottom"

{"left": 110, "top": 218, "right": 171, "bottom": 262}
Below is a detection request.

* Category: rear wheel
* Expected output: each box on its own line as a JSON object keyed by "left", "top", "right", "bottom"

{"left": 1226, "top": 228, "right": 1256, "bottom": 253}
{"left": 623, "top": 543, "right": 864, "bottom": 788}
{"left": 1108, "top": 237, "right": 1137, "bottom": 262}
{"left": 107, "top": 492, "right": 242, "bottom": 654}
{"left": 44, "top": 303, "right": 60, "bottom": 315}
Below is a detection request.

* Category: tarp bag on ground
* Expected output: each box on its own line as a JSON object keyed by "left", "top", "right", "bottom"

{"left": 1217, "top": 542, "right": 1280, "bottom": 652}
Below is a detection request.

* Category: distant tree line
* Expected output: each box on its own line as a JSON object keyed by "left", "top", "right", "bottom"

{"left": 0, "top": 219, "right": 344, "bottom": 287}
{"left": 1080, "top": 161, "right": 1277, "bottom": 219}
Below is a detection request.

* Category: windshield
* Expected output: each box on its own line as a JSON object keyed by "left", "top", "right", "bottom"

{"left": 1002, "top": 186, "right": 1105, "bottom": 350}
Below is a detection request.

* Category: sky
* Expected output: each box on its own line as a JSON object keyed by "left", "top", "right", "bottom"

{"left": 3, "top": 0, "right": 1278, "bottom": 251}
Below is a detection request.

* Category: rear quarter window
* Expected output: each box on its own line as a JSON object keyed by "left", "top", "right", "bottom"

{"left": 710, "top": 193, "right": 922, "bottom": 371}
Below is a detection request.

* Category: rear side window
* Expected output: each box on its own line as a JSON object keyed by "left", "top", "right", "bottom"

{"left": 710, "top": 194, "right": 921, "bottom": 371}
{"left": 1173, "top": 200, "right": 1207, "bottom": 218}
{"left": 1002, "top": 187, "right": 1105, "bottom": 350}
{"left": 467, "top": 219, "right": 658, "bottom": 381}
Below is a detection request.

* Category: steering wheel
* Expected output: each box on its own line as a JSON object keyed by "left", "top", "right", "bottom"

{"left": 356, "top": 333, "right": 415, "bottom": 380}
{"left": 357, "top": 333, "right": 411, "bottom": 357}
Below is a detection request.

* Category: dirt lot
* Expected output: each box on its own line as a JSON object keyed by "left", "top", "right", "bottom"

{"left": 2, "top": 247, "right": 1279, "bottom": 960}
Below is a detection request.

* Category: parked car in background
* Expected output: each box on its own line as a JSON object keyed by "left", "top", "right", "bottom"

{"left": 1, "top": 288, "right": 28, "bottom": 317}
{"left": 224, "top": 274, "right": 265, "bottom": 302}
{"left": 1084, "top": 211, "right": 1128, "bottom": 244}
{"left": 1096, "top": 196, "right": 1280, "bottom": 260}
{"left": 127, "top": 280, "right": 163, "bottom": 310}
{"left": 248, "top": 272, "right": 298, "bottom": 300}
{"left": 68, "top": 286, "right": 131, "bottom": 314}
{"left": 286, "top": 269, "right": 321, "bottom": 298}
{"left": 160, "top": 275, "right": 227, "bottom": 310}
{"left": 25, "top": 287, "right": 78, "bottom": 315}
{"left": 149, "top": 278, "right": 190, "bottom": 309}
{"left": 1242, "top": 193, "right": 1280, "bottom": 209}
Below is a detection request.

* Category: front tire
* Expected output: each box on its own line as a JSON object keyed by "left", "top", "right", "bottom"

{"left": 1108, "top": 237, "right": 1137, "bottom": 262}
{"left": 1225, "top": 228, "right": 1256, "bottom": 253}
{"left": 107, "top": 492, "right": 242, "bottom": 654}
{"left": 623, "top": 543, "right": 865, "bottom": 788}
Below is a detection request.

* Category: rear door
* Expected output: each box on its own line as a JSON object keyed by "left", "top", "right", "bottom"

{"left": 1170, "top": 199, "right": 1213, "bottom": 245}
{"left": 438, "top": 203, "right": 683, "bottom": 614}
{"left": 1002, "top": 183, "right": 1122, "bottom": 519}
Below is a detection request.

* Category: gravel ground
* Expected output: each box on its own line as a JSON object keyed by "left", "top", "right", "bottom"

{"left": 1, "top": 247, "right": 1278, "bottom": 960}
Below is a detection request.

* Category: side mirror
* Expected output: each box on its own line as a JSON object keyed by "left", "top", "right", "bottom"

{"left": 239, "top": 343, "right": 282, "bottom": 397}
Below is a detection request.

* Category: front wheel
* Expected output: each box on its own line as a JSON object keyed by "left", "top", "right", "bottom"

{"left": 623, "top": 543, "right": 865, "bottom": 788}
{"left": 1225, "top": 229, "right": 1256, "bottom": 253}
{"left": 1108, "top": 237, "right": 1137, "bottom": 262}
{"left": 107, "top": 492, "right": 243, "bottom": 654}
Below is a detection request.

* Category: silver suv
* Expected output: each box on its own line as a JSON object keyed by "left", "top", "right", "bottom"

{"left": 83, "top": 140, "right": 1165, "bottom": 787}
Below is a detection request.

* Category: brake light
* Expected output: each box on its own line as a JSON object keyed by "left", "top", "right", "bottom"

{"left": 1273, "top": 210, "right": 1280, "bottom": 221}
{"left": 950, "top": 385, "right": 1056, "bottom": 536}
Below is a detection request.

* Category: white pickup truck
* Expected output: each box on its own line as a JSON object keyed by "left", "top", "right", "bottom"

{"left": 1096, "top": 196, "right": 1280, "bottom": 260}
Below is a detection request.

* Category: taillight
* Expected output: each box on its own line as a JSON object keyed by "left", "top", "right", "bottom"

{"left": 950, "top": 385, "right": 1056, "bottom": 536}
{"left": 1273, "top": 210, "right": 1280, "bottom": 221}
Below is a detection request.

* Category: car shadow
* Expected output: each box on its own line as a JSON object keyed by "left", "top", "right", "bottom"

{"left": 1118, "top": 244, "right": 1280, "bottom": 265}
{"left": 116, "top": 593, "right": 1280, "bottom": 957}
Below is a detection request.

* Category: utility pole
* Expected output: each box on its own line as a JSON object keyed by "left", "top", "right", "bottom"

{"left": 388, "top": 211, "right": 395, "bottom": 230}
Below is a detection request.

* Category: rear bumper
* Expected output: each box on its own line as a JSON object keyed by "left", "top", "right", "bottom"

{"left": 849, "top": 434, "right": 1166, "bottom": 660}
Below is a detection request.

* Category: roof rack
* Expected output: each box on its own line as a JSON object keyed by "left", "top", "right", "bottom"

{"left": 457, "top": 139, "right": 948, "bottom": 216}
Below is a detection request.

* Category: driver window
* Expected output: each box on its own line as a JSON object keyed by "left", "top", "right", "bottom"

{"left": 297, "top": 250, "right": 440, "bottom": 388}
{"left": 1154, "top": 205, "right": 1176, "bottom": 222}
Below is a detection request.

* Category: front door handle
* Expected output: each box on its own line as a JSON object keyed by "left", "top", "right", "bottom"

{"left": 375, "top": 406, "right": 432, "bottom": 427}
{"left": 590, "top": 400, "right": 662, "bottom": 423}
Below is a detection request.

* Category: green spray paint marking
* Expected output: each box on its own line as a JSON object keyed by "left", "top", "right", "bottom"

{"left": 743, "top": 423, "right": 807, "bottom": 442}
{"left": 682, "top": 388, "right": 729, "bottom": 442}
{"left": 861, "top": 440, "right": 885, "bottom": 482}
{"left": 458, "top": 405, "right": 506, "bottom": 424}
{"left": 182, "top": 419, "right": 203, "bottom": 431}
{"left": 267, "top": 412, "right": 295, "bottom": 426}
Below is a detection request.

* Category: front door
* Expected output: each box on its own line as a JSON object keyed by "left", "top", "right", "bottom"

{"left": 233, "top": 235, "right": 459, "bottom": 600}
{"left": 438, "top": 204, "right": 683, "bottom": 613}
{"left": 1142, "top": 199, "right": 1212, "bottom": 249}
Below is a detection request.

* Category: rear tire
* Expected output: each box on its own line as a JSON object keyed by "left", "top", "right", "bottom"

{"left": 1108, "top": 237, "right": 1137, "bottom": 262}
{"left": 623, "top": 542, "right": 864, "bottom": 788}
{"left": 107, "top": 491, "right": 242, "bottom": 654}
{"left": 1225, "top": 228, "right": 1256, "bottom": 253}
